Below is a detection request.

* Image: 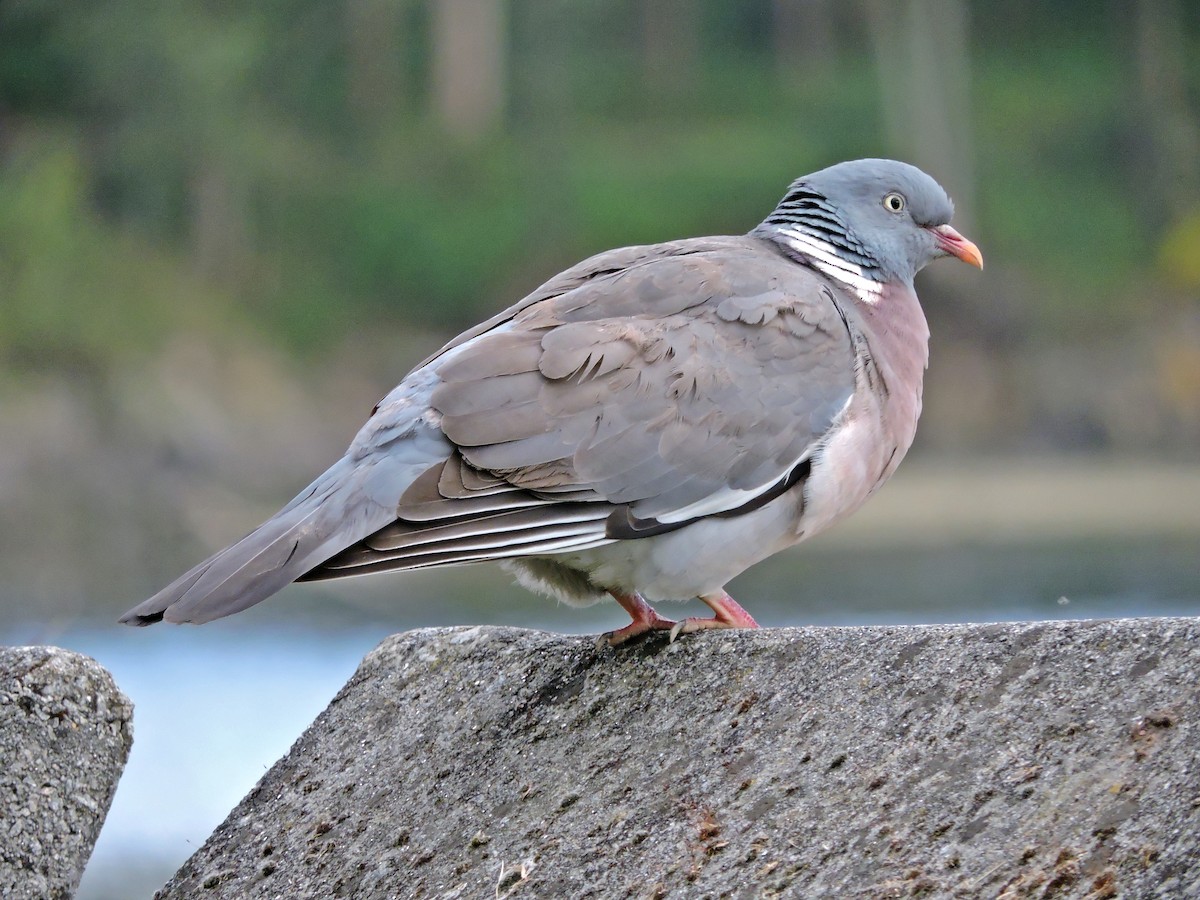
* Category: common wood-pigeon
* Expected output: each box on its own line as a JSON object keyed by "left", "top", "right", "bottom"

{"left": 122, "top": 158, "right": 982, "bottom": 643}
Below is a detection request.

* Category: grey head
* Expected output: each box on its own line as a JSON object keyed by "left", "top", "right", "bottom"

{"left": 754, "top": 158, "right": 982, "bottom": 289}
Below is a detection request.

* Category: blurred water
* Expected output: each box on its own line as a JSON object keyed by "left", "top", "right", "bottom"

{"left": 2, "top": 536, "right": 1196, "bottom": 898}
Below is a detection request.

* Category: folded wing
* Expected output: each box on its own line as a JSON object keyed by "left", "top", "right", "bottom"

{"left": 309, "top": 237, "right": 856, "bottom": 581}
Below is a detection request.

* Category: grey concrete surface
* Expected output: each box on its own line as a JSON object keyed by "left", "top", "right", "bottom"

{"left": 157, "top": 619, "right": 1199, "bottom": 898}
{"left": 1, "top": 646, "right": 133, "bottom": 899}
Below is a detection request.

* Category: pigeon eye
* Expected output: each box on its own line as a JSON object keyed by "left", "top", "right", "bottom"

{"left": 883, "top": 192, "right": 906, "bottom": 213}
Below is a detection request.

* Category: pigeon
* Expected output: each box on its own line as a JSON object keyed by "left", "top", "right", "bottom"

{"left": 121, "top": 158, "right": 982, "bottom": 644}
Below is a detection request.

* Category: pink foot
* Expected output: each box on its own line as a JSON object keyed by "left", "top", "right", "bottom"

{"left": 601, "top": 591, "right": 676, "bottom": 647}
{"left": 668, "top": 590, "right": 760, "bottom": 642}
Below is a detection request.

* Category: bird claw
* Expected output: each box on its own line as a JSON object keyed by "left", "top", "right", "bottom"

{"left": 667, "top": 615, "right": 748, "bottom": 643}
{"left": 600, "top": 590, "right": 676, "bottom": 647}
{"left": 601, "top": 589, "right": 760, "bottom": 647}
{"left": 667, "top": 591, "right": 761, "bottom": 642}
{"left": 599, "top": 614, "right": 677, "bottom": 648}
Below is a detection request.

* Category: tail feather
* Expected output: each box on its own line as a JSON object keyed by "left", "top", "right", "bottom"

{"left": 120, "top": 458, "right": 398, "bottom": 626}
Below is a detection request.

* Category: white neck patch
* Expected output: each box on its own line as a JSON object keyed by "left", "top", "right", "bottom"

{"left": 777, "top": 226, "right": 884, "bottom": 304}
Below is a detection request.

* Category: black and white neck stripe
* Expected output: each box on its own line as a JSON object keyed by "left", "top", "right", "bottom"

{"left": 759, "top": 187, "right": 884, "bottom": 302}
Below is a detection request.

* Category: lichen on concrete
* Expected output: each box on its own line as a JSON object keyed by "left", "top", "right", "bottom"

{"left": 155, "top": 619, "right": 1200, "bottom": 898}
{"left": 1, "top": 646, "right": 134, "bottom": 900}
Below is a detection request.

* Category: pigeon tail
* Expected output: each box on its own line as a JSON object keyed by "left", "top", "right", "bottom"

{"left": 119, "top": 457, "right": 397, "bottom": 626}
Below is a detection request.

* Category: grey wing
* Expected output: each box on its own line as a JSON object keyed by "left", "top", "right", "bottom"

{"left": 309, "top": 237, "right": 855, "bottom": 579}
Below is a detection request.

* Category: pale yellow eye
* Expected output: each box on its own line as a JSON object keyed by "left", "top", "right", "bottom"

{"left": 883, "top": 192, "right": 906, "bottom": 213}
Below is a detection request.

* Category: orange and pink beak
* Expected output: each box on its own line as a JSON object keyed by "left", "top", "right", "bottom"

{"left": 929, "top": 224, "right": 984, "bottom": 269}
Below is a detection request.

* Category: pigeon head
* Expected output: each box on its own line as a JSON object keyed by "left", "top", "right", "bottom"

{"left": 757, "top": 158, "right": 982, "bottom": 292}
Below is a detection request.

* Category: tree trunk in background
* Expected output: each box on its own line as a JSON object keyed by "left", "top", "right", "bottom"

{"left": 1133, "top": 0, "right": 1199, "bottom": 230}
{"left": 641, "top": 0, "right": 701, "bottom": 104}
{"left": 508, "top": 1, "right": 575, "bottom": 278}
{"left": 772, "top": 0, "right": 836, "bottom": 82}
{"left": 345, "top": 0, "right": 406, "bottom": 130}
{"left": 861, "top": 0, "right": 976, "bottom": 231}
{"left": 511, "top": 0, "right": 571, "bottom": 130}
{"left": 191, "top": 160, "right": 249, "bottom": 287}
{"left": 431, "top": 0, "right": 507, "bottom": 139}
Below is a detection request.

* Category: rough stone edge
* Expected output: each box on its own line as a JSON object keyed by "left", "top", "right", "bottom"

{"left": 0, "top": 645, "right": 135, "bottom": 900}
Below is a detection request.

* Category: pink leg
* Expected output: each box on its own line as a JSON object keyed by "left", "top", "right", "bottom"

{"left": 668, "top": 590, "right": 760, "bottom": 642}
{"left": 602, "top": 590, "right": 676, "bottom": 646}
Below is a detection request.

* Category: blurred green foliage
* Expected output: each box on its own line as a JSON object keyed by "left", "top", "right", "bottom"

{"left": 1161, "top": 215, "right": 1200, "bottom": 291}
{"left": 1, "top": 0, "right": 1197, "bottom": 366}
{"left": 0, "top": 137, "right": 242, "bottom": 370}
